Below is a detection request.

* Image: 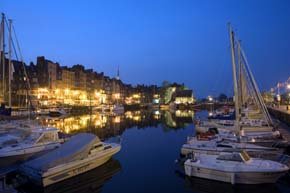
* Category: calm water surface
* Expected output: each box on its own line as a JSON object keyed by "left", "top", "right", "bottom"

{"left": 17, "top": 110, "right": 290, "bottom": 193}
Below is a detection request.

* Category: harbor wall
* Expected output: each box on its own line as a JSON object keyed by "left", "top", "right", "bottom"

{"left": 268, "top": 107, "right": 290, "bottom": 126}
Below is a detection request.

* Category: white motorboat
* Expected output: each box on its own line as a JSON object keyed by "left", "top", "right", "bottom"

{"left": 20, "top": 133, "right": 121, "bottom": 187}
{"left": 181, "top": 136, "right": 282, "bottom": 159}
{"left": 0, "top": 127, "right": 62, "bottom": 166}
{"left": 184, "top": 151, "right": 289, "bottom": 184}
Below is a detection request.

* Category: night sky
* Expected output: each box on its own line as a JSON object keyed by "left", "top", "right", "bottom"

{"left": 1, "top": 0, "right": 290, "bottom": 98}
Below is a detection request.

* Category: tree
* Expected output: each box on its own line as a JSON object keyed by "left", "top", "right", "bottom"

{"left": 218, "top": 93, "right": 228, "bottom": 102}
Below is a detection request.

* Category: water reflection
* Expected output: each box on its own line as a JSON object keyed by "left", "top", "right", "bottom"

{"left": 184, "top": 176, "right": 281, "bottom": 193}
{"left": 175, "top": 164, "right": 285, "bottom": 193}
{"left": 37, "top": 110, "right": 195, "bottom": 140}
{"left": 18, "top": 159, "right": 121, "bottom": 193}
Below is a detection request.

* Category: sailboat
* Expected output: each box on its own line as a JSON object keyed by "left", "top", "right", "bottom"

{"left": 183, "top": 24, "right": 289, "bottom": 184}
{"left": 0, "top": 13, "right": 35, "bottom": 116}
{"left": 196, "top": 23, "right": 284, "bottom": 146}
{"left": 111, "top": 66, "right": 124, "bottom": 114}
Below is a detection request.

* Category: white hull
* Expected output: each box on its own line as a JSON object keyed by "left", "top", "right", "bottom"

{"left": 184, "top": 164, "right": 286, "bottom": 184}
{"left": 23, "top": 145, "right": 120, "bottom": 187}
{"left": 0, "top": 142, "right": 60, "bottom": 157}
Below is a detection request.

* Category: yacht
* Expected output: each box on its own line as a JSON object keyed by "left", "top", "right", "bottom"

{"left": 184, "top": 151, "right": 289, "bottom": 184}
{"left": 0, "top": 127, "right": 62, "bottom": 166}
{"left": 20, "top": 133, "right": 121, "bottom": 187}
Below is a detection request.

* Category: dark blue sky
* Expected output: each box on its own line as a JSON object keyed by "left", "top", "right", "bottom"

{"left": 1, "top": 0, "right": 290, "bottom": 97}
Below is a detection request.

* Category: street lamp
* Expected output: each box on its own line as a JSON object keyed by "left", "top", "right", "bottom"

{"left": 208, "top": 95, "right": 213, "bottom": 116}
{"left": 208, "top": 96, "right": 213, "bottom": 102}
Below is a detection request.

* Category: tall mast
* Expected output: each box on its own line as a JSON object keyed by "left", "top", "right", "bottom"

{"left": 8, "top": 19, "right": 12, "bottom": 107}
{"left": 1, "top": 13, "right": 5, "bottom": 104}
{"left": 228, "top": 23, "right": 240, "bottom": 135}
{"left": 237, "top": 40, "right": 243, "bottom": 108}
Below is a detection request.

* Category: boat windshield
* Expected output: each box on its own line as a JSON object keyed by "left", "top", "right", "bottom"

{"left": 240, "top": 150, "right": 250, "bottom": 161}
{"left": 36, "top": 132, "right": 57, "bottom": 144}
{"left": 217, "top": 151, "right": 250, "bottom": 162}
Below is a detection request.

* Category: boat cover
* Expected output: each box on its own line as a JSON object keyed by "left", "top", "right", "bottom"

{"left": 23, "top": 133, "right": 99, "bottom": 172}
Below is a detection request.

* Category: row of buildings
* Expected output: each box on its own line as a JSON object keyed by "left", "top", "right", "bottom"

{"left": 1, "top": 54, "right": 195, "bottom": 108}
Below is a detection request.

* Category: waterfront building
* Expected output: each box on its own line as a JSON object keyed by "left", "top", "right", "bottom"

{"left": 174, "top": 90, "right": 195, "bottom": 105}
{"left": 58, "top": 66, "right": 75, "bottom": 90}
{"left": 36, "top": 56, "right": 58, "bottom": 90}
{"left": 71, "top": 64, "right": 87, "bottom": 91}
{"left": 0, "top": 54, "right": 191, "bottom": 108}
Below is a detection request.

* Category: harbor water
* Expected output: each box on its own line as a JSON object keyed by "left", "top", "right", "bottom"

{"left": 6, "top": 110, "right": 290, "bottom": 193}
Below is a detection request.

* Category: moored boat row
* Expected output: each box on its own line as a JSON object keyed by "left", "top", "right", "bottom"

{"left": 180, "top": 24, "right": 290, "bottom": 185}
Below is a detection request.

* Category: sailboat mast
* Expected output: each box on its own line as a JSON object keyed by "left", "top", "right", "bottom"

{"left": 1, "top": 13, "right": 5, "bottom": 104}
{"left": 8, "top": 19, "right": 12, "bottom": 108}
{"left": 237, "top": 41, "right": 243, "bottom": 108}
{"left": 228, "top": 23, "right": 240, "bottom": 135}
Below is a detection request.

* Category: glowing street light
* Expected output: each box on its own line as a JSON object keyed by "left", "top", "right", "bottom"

{"left": 208, "top": 96, "right": 213, "bottom": 102}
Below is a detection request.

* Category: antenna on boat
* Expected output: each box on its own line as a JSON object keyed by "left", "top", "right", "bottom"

{"left": 1, "top": 13, "right": 5, "bottom": 104}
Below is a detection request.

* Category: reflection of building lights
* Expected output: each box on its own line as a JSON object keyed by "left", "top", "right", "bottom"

{"left": 132, "top": 94, "right": 140, "bottom": 98}
{"left": 125, "top": 111, "right": 133, "bottom": 119}
{"left": 114, "top": 116, "right": 121, "bottom": 123}
{"left": 113, "top": 93, "right": 120, "bottom": 99}
{"left": 64, "top": 88, "right": 70, "bottom": 95}
{"left": 73, "top": 91, "right": 79, "bottom": 96}
{"left": 95, "top": 120, "right": 102, "bottom": 127}
{"left": 95, "top": 91, "right": 100, "bottom": 98}
{"left": 209, "top": 112, "right": 213, "bottom": 116}
{"left": 133, "top": 116, "right": 141, "bottom": 121}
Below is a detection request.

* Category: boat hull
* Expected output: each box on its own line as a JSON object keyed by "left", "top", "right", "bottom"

{"left": 24, "top": 145, "right": 121, "bottom": 187}
{"left": 184, "top": 163, "right": 287, "bottom": 184}
{"left": 0, "top": 143, "right": 60, "bottom": 167}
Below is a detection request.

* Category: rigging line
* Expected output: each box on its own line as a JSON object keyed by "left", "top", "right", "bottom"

{"left": 239, "top": 43, "right": 272, "bottom": 125}
{"left": 241, "top": 53, "right": 271, "bottom": 124}
{"left": 4, "top": 18, "right": 19, "bottom": 61}
{"left": 239, "top": 50, "right": 266, "bottom": 115}
{"left": 11, "top": 22, "right": 34, "bottom": 112}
